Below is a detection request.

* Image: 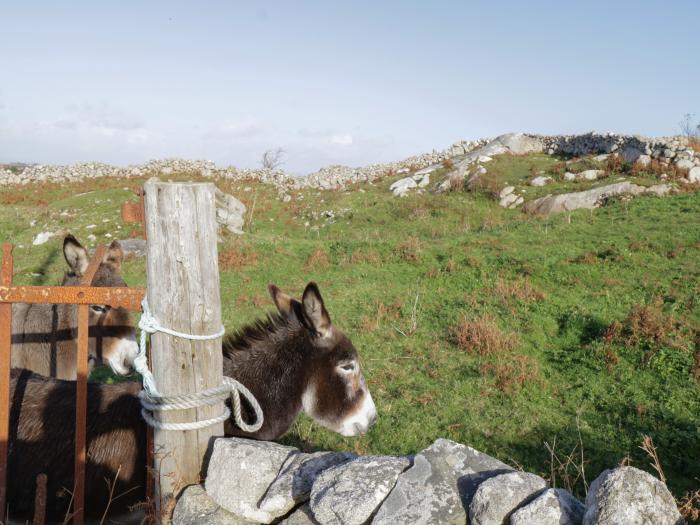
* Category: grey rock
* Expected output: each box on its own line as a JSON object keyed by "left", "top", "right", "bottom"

{"left": 583, "top": 467, "right": 682, "bottom": 525}
{"left": 372, "top": 439, "right": 513, "bottom": 525}
{"left": 279, "top": 504, "right": 319, "bottom": 525}
{"left": 494, "top": 133, "right": 544, "bottom": 154}
{"left": 522, "top": 182, "right": 659, "bottom": 215}
{"left": 500, "top": 193, "right": 519, "bottom": 208}
{"left": 511, "top": 488, "right": 585, "bottom": 525}
{"left": 417, "top": 173, "right": 431, "bottom": 188}
{"left": 469, "top": 471, "right": 547, "bottom": 525}
{"left": 259, "top": 451, "right": 356, "bottom": 519}
{"left": 310, "top": 455, "right": 410, "bottom": 525}
{"left": 205, "top": 438, "right": 299, "bottom": 524}
{"left": 415, "top": 165, "right": 438, "bottom": 176}
{"left": 499, "top": 186, "right": 515, "bottom": 198}
{"left": 593, "top": 154, "right": 610, "bottom": 162}
{"left": 564, "top": 172, "right": 577, "bottom": 181}
{"left": 390, "top": 176, "right": 418, "bottom": 197}
{"left": 636, "top": 154, "right": 651, "bottom": 167}
{"left": 688, "top": 166, "right": 700, "bottom": 183}
{"left": 215, "top": 188, "right": 246, "bottom": 234}
{"left": 173, "top": 484, "right": 254, "bottom": 525}
{"left": 530, "top": 176, "right": 553, "bottom": 187}
{"left": 118, "top": 238, "right": 146, "bottom": 257}
{"left": 675, "top": 158, "right": 695, "bottom": 170}
{"left": 578, "top": 169, "right": 604, "bottom": 181}
{"left": 621, "top": 146, "right": 643, "bottom": 163}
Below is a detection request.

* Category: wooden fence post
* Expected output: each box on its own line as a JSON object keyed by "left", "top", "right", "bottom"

{"left": 143, "top": 179, "right": 224, "bottom": 522}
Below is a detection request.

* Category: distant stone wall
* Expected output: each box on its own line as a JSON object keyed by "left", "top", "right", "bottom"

{"left": 1, "top": 133, "right": 698, "bottom": 196}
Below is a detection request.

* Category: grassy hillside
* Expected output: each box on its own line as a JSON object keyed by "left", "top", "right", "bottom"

{"left": 1, "top": 154, "right": 699, "bottom": 502}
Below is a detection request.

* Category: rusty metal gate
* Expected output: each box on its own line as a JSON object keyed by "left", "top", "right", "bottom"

{"left": 0, "top": 195, "right": 147, "bottom": 524}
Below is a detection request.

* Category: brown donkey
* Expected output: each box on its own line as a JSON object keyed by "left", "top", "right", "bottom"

{"left": 7, "top": 282, "right": 376, "bottom": 522}
{"left": 11, "top": 235, "right": 138, "bottom": 379}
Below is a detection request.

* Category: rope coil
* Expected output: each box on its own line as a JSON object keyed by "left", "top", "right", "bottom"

{"left": 134, "top": 298, "right": 263, "bottom": 433}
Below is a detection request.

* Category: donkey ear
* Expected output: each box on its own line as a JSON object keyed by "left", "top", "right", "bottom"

{"left": 268, "top": 284, "right": 295, "bottom": 315}
{"left": 301, "top": 282, "right": 332, "bottom": 337}
{"left": 103, "top": 240, "right": 123, "bottom": 271}
{"left": 63, "top": 234, "right": 89, "bottom": 276}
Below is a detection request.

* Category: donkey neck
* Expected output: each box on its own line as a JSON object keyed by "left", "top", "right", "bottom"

{"left": 221, "top": 313, "right": 314, "bottom": 440}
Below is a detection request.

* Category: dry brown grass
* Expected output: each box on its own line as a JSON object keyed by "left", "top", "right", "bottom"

{"left": 479, "top": 355, "right": 541, "bottom": 395}
{"left": 678, "top": 489, "right": 700, "bottom": 523}
{"left": 453, "top": 314, "right": 516, "bottom": 356}
{"left": 442, "top": 158, "right": 455, "bottom": 170}
{"left": 306, "top": 247, "right": 330, "bottom": 270}
{"left": 493, "top": 277, "right": 546, "bottom": 305}
{"left": 603, "top": 303, "right": 691, "bottom": 366}
{"left": 350, "top": 249, "right": 381, "bottom": 265}
{"left": 630, "top": 158, "right": 688, "bottom": 180}
{"left": 218, "top": 246, "right": 259, "bottom": 270}
{"left": 359, "top": 298, "right": 403, "bottom": 332}
{"left": 398, "top": 236, "right": 423, "bottom": 264}
{"left": 689, "top": 137, "right": 700, "bottom": 153}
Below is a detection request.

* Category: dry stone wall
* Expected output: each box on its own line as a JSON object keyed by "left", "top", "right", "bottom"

{"left": 4, "top": 133, "right": 697, "bottom": 195}
{"left": 173, "top": 437, "right": 683, "bottom": 525}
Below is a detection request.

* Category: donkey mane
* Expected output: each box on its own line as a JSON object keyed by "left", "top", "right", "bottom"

{"left": 222, "top": 311, "right": 299, "bottom": 357}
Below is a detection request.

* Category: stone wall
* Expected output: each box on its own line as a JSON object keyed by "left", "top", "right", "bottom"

{"left": 3, "top": 133, "right": 696, "bottom": 195}
{"left": 173, "top": 437, "right": 683, "bottom": 525}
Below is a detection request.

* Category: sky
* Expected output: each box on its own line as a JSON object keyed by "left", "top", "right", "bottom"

{"left": 1, "top": 1, "right": 698, "bottom": 174}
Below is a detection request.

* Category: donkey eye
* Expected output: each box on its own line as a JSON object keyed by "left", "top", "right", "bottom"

{"left": 90, "top": 305, "right": 107, "bottom": 314}
{"left": 340, "top": 363, "right": 355, "bottom": 372}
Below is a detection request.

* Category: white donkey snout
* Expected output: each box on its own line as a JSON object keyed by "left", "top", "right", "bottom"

{"left": 339, "top": 391, "right": 378, "bottom": 437}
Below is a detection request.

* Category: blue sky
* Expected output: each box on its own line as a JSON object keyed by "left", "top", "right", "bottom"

{"left": 1, "top": 1, "right": 698, "bottom": 173}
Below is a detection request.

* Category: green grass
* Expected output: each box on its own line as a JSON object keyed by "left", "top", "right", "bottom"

{"left": 1, "top": 155, "right": 699, "bottom": 501}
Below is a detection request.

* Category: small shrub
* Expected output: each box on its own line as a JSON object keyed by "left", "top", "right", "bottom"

{"left": 604, "top": 304, "right": 690, "bottom": 366}
{"left": 452, "top": 314, "right": 516, "bottom": 356}
{"left": 442, "top": 158, "right": 455, "bottom": 170}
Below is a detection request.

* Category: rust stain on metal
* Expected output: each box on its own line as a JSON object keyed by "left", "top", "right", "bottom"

{"left": 0, "top": 286, "right": 145, "bottom": 310}
{"left": 121, "top": 202, "right": 144, "bottom": 224}
{"left": 72, "top": 246, "right": 106, "bottom": 525}
{"left": 121, "top": 187, "right": 147, "bottom": 239}
{"left": 0, "top": 243, "right": 13, "bottom": 517}
{"left": 33, "top": 473, "right": 48, "bottom": 525}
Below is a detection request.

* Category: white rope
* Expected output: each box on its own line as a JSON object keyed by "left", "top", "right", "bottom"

{"left": 134, "top": 297, "right": 264, "bottom": 433}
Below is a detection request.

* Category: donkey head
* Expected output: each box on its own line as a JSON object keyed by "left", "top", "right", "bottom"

{"left": 62, "top": 235, "right": 138, "bottom": 375}
{"left": 269, "top": 282, "right": 377, "bottom": 437}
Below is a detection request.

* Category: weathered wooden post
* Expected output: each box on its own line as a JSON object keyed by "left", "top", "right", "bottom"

{"left": 143, "top": 178, "right": 225, "bottom": 521}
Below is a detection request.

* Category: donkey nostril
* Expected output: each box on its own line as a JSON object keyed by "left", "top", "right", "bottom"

{"left": 369, "top": 412, "right": 377, "bottom": 427}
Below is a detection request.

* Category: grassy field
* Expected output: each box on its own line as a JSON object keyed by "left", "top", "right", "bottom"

{"left": 1, "top": 154, "right": 699, "bottom": 503}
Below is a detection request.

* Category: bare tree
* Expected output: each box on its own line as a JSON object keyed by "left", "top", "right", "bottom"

{"left": 679, "top": 113, "right": 700, "bottom": 139}
{"left": 260, "top": 148, "right": 285, "bottom": 170}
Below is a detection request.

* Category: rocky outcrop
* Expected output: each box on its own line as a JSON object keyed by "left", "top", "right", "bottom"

{"left": 522, "top": 182, "right": 672, "bottom": 215}
{"left": 215, "top": 188, "right": 246, "bottom": 234}
{"left": 583, "top": 467, "right": 683, "bottom": 525}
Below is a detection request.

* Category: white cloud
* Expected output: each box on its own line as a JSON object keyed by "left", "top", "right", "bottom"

{"left": 330, "top": 133, "right": 353, "bottom": 146}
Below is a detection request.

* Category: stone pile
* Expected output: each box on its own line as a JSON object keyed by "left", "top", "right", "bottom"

{"left": 172, "top": 437, "right": 683, "bottom": 525}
